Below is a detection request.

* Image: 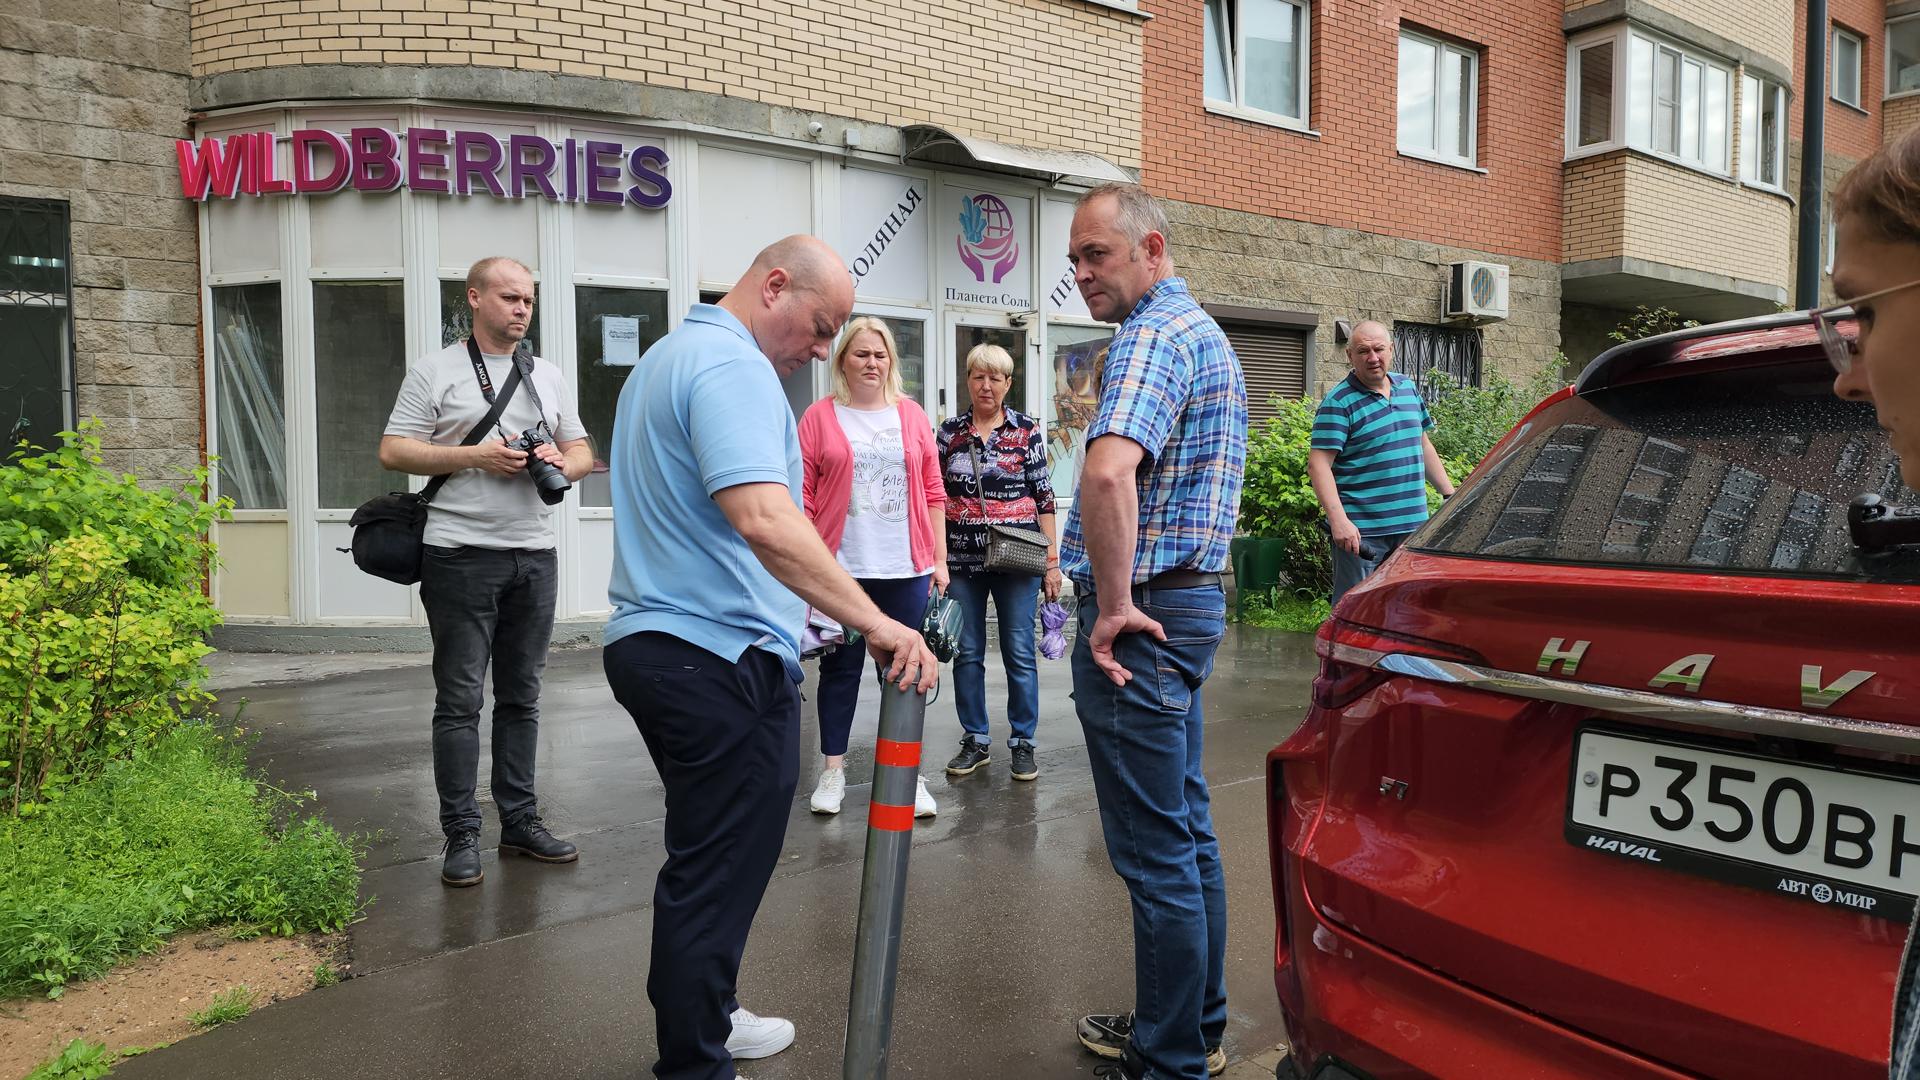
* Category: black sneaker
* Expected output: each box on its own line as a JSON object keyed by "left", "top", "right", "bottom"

{"left": 1010, "top": 744, "right": 1038, "bottom": 781}
{"left": 1078, "top": 1012, "right": 1226, "bottom": 1076}
{"left": 500, "top": 815, "right": 579, "bottom": 863}
{"left": 441, "top": 828, "right": 483, "bottom": 887}
{"left": 944, "top": 739, "right": 990, "bottom": 776}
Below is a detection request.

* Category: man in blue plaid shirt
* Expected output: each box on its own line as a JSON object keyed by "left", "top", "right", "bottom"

{"left": 1061, "top": 184, "right": 1247, "bottom": 1080}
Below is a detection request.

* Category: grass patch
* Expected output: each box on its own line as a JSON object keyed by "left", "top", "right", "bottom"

{"left": 189, "top": 986, "right": 254, "bottom": 1029}
{"left": 1235, "top": 589, "right": 1332, "bottom": 634}
{"left": 313, "top": 961, "right": 340, "bottom": 988}
{"left": 23, "top": 1039, "right": 113, "bottom": 1080}
{"left": 0, "top": 723, "right": 363, "bottom": 1000}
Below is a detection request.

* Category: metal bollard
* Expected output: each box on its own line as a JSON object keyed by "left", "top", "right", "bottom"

{"left": 842, "top": 681, "right": 929, "bottom": 1080}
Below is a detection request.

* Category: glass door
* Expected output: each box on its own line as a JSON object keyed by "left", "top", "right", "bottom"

{"left": 941, "top": 311, "right": 1028, "bottom": 424}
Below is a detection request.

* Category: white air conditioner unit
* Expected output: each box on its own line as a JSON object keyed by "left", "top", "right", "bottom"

{"left": 1446, "top": 261, "right": 1510, "bottom": 322}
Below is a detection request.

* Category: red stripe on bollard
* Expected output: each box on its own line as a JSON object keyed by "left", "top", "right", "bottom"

{"left": 874, "top": 739, "right": 921, "bottom": 768}
{"left": 868, "top": 801, "right": 915, "bottom": 832}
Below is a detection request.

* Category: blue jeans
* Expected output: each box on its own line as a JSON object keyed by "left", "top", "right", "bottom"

{"left": 1330, "top": 531, "right": 1408, "bottom": 605}
{"left": 816, "top": 575, "right": 930, "bottom": 757}
{"left": 1071, "top": 585, "right": 1228, "bottom": 1080}
{"left": 419, "top": 544, "right": 558, "bottom": 836}
{"left": 948, "top": 571, "right": 1040, "bottom": 747}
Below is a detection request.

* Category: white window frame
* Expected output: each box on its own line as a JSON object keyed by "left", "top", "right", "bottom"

{"left": 1203, "top": 0, "right": 1313, "bottom": 133}
{"left": 1834, "top": 26, "right": 1864, "bottom": 109}
{"left": 1397, "top": 29, "right": 1480, "bottom": 169}
{"left": 1564, "top": 24, "right": 1734, "bottom": 178}
{"left": 1890, "top": 14, "right": 1920, "bottom": 98}
{"left": 1740, "top": 74, "right": 1788, "bottom": 193}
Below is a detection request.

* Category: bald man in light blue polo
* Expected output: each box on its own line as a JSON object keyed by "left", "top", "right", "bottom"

{"left": 601, "top": 235, "right": 937, "bottom": 1080}
{"left": 1307, "top": 320, "right": 1456, "bottom": 603}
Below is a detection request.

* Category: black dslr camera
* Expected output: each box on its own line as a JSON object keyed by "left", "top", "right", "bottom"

{"left": 505, "top": 421, "right": 571, "bottom": 505}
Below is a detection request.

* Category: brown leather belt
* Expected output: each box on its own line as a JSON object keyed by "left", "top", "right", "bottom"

{"left": 1140, "top": 569, "right": 1222, "bottom": 591}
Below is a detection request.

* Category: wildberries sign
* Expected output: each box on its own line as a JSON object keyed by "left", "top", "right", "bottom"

{"left": 175, "top": 128, "right": 673, "bottom": 209}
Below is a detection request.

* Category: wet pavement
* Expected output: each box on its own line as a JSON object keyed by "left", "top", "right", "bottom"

{"left": 118, "top": 624, "right": 1315, "bottom": 1080}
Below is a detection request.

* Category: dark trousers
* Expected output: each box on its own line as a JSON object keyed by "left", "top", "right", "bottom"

{"left": 419, "top": 544, "right": 557, "bottom": 836}
{"left": 605, "top": 632, "right": 801, "bottom": 1080}
{"left": 816, "top": 574, "right": 930, "bottom": 757}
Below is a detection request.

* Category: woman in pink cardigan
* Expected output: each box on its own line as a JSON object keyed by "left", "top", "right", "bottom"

{"left": 797, "top": 316, "right": 948, "bottom": 820}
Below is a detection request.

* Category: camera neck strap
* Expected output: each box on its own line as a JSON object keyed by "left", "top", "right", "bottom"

{"left": 465, "top": 335, "right": 546, "bottom": 415}
{"left": 416, "top": 339, "right": 528, "bottom": 505}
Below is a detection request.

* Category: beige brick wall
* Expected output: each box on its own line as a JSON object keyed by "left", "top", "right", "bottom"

{"left": 190, "top": 0, "right": 1144, "bottom": 166}
{"left": 1888, "top": 94, "right": 1920, "bottom": 144}
{"left": 2, "top": 0, "right": 203, "bottom": 484}
{"left": 1566, "top": 0, "right": 1794, "bottom": 69}
{"left": 1565, "top": 151, "right": 1792, "bottom": 289}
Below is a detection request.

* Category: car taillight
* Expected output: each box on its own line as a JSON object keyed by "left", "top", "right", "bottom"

{"left": 1309, "top": 617, "right": 1485, "bottom": 711}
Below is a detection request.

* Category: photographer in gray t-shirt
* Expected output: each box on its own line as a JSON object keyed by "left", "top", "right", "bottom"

{"left": 378, "top": 256, "right": 591, "bottom": 888}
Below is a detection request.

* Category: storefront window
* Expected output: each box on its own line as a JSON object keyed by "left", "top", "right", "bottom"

{"left": 575, "top": 285, "right": 670, "bottom": 507}
{"left": 314, "top": 281, "right": 408, "bottom": 509}
{"left": 1046, "top": 324, "right": 1111, "bottom": 500}
{"left": 211, "top": 283, "right": 286, "bottom": 508}
{"left": 440, "top": 278, "right": 541, "bottom": 353}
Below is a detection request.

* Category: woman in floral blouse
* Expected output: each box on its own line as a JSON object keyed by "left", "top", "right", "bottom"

{"left": 936, "top": 343, "right": 1062, "bottom": 783}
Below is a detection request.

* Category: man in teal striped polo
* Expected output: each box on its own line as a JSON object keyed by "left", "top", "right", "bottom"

{"left": 1307, "top": 321, "right": 1456, "bottom": 603}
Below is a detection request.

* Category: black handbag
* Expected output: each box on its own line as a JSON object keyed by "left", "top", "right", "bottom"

{"left": 967, "top": 438, "right": 1051, "bottom": 576}
{"left": 347, "top": 342, "right": 525, "bottom": 585}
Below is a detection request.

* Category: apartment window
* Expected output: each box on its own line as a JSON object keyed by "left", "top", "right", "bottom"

{"left": 1574, "top": 40, "right": 1616, "bottom": 147}
{"left": 1740, "top": 75, "right": 1787, "bottom": 189}
{"left": 1204, "top": 0, "right": 1311, "bottom": 128}
{"left": 0, "top": 197, "right": 73, "bottom": 461}
{"left": 1834, "top": 27, "right": 1863, "bottom": 109}
{"left": 1892, "top": 16, "right": 1920, "bottom": 95}
{"left": 1568, "top": 26, "right": 1732, "bottom": 174}
{"left": 1399, "top": 30, "right": 1479, "bottom": 168}
{"left": 1393, "top": 323, "right": 1483, "bottom": 396}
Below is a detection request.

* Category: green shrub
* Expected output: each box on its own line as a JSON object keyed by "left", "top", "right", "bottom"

{"left": 0, "top": 426, "right": 230, "bottom": 815}
{"left": 1425, "top": 366, "right": 1569, "bottom": 484}
{"left": 0, "top": 723, "right": 364, "bottom": 999}
{"left": 1607, "top": 305, "right": 1699, "bottom": 344}
{"left": 23, "top": 1038, "right": 112, "bottom": 1080}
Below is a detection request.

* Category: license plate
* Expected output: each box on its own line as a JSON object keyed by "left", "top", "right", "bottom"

{"left": 1566, "top": 727, "right": 1920, "bottom": 922}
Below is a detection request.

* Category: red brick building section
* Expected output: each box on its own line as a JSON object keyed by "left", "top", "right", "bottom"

{"left": 1795, "top": 0, "right": 1887, "bottom": 158}
{"left": 1140, "top": 0, "right": 1567, "bottom": 265}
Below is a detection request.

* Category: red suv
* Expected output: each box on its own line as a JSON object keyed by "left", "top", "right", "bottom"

{"left": 1268, "top": 314, "right": 1920, "bottom": 1079}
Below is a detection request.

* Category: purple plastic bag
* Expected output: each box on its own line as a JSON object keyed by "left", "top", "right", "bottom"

{"left": 1039, "top": 600, "right": 1070, "bottom": 660}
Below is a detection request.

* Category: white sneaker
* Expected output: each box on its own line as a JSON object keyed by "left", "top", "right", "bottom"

{"left": 726, "top": 1007, "right": 795, "bottom": 1059}
{"left": 914, "top": 774, "right": 938, "bottom": 818}
{"left": 810, "top": 767, "right": 846, "bottom": 815}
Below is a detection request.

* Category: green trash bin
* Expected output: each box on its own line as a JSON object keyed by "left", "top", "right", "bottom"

{"left": 1231, "top": 537, "right": 1288, "bottom": 616}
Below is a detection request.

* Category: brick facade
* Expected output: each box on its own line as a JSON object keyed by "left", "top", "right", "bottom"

{"left": 1887, "top": 93, "right": 1920, "bottom": 141}
{"left": 0, "top": 0, "right": 201, "bottom": 483}
{"left": 1565, "top": 151, "right": 1793, "bottom": 287}
{"left": 1628, "top": 0, "right": 1796, "bottom": 69}
{"left": 189, "top": 0, "right": 1145, "bottom": 167}
{"left": 1141, "top": 0, "right": 1567, "bottom": 265}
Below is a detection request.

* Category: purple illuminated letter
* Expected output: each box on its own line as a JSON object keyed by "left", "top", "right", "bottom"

{"left": 626, "top": 144, "right": 671, "bottom": 208}
{"left": 350, "top": 128, "right": 403, "bottom": 192}
{"left": 508, "top": 134, "right": 559, "bottom": 200}
{"left": 291, "top": 129, "right": 351, "bottom": 193}
{"left": 454, "top": 130, "right": 506, "bottom": 197}
{"left": 584, "top": 140, "right": 623, "bottom": 205}
{"left": 407, "top": 128, "right": 451, "bottom": 194}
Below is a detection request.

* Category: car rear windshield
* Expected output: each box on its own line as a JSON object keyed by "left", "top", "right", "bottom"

{"left": 1412, "top": 360, "right": 1920, "bottom": 584}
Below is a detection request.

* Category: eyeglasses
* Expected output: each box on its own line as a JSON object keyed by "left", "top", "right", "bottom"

{"left": 1811, "top": 276, "right": 1920, "bottom": 374}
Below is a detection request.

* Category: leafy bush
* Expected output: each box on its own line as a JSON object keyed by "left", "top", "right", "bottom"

{"left": 1426, "top": 366, "right": 1569, "bottom": 488}
{"left": 1607, "top": 305, "right": 1699, "bottom": 344}
{"left": 0, "top": 723, "right": 364, "bottom": 998}
{"left": 23, "top": 1039, "right": 112, "bottom": 1080}
{"left": 0, "top": 427, "right": 230, "bottom": 814}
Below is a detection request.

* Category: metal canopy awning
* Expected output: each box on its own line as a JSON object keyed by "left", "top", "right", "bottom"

{"left": 899, "top": 124, "right": 1132, "bottom": 188}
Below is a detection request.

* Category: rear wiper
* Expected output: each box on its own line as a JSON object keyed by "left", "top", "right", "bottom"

{"left": 1848, "top": 493, "right": 1920, "bottom": 553}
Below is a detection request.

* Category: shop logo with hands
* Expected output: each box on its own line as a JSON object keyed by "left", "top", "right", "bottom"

{"left": 957, "top": 194, "right": 1020, "bottom": 284}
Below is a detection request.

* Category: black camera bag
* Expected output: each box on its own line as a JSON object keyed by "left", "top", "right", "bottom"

{"left": 348, "top": 340, "right": 524, "bottom": 585}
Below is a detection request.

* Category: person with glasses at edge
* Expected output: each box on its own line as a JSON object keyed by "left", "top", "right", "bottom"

{"left": 1821, "top": 130, "right": 1920, "bottom": 1080}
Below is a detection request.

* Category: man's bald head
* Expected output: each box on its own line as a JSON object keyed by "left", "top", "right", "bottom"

{"left": 1350, "top": 320, "right": 1390, "bottom": 343}
{"left": 720, "top": 235, "right": 855, "bottom": 375}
